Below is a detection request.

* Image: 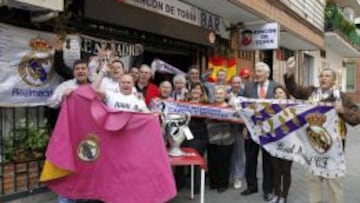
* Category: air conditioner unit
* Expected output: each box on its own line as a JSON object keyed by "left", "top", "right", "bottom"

{"left": 3, "top": 0, "right": 63, "bottom": 11}
{"left": 0, "top": 0, "right": 8, "bottom": 6}
{"left": 31, "top": 11, "right": 59, "bottom": 23}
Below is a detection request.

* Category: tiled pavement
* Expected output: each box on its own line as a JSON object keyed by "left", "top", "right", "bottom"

{"left": 9, "top": 126, "right": 360, "bottom": 203}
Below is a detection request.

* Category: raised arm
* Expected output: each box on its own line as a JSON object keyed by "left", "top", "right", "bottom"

{"left": 53, "top": 35, "right": 73, "bottom": 80}
{"left": 284, "top": 57, "right": 314, "bottom": 99}
{"left": 91, "top": 63, "right": 111, "bottom": 90}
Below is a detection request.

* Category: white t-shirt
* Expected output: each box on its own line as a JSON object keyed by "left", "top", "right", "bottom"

{"left": 105, "top": 91, "right": 148, "bottom": 112}
{"left": 100, "top": 77, "right": 119, "bottom": 92}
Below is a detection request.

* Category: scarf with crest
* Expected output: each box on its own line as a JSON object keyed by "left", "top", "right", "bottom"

{"left": 309, "top": 87, "right": 346, "bottom": 138}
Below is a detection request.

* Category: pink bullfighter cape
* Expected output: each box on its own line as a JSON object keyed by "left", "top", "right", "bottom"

{"left": 41, "top": 85, "right": 176, "bottom": 203}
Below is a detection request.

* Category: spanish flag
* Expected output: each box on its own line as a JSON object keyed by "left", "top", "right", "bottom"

{"left": 208, "top": 56, "right": 237, "bottom": 82}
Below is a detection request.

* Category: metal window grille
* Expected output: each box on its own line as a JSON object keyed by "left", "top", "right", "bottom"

{"left": 0, "top": 106, "right": 49, "bottom": 200}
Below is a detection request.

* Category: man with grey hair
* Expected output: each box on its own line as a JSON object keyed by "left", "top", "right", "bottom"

{"left": 285, "top": 57, "right": 360, "bottom": 203}
{"left": 171, "top": 74, "right": 187, "bottom": 101}
{"left": 241, "top": 61, "right": 279, "bottom": 201}
{"left": 135, "top": 64, "right": 159, "bottom": 106}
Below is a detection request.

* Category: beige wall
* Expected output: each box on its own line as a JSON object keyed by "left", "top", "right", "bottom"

{"left": 232, "top": 0, "right": 324, "bottom": 49}
{"left": 347, "top": 60, "right": 360, "bottom": 103}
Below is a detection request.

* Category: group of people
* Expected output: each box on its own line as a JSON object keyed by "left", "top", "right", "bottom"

{"left": 47, "top": 35, "right": 360, "bottom": 203}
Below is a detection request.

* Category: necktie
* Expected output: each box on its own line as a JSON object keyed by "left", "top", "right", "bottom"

{"left": 259, "top": 84, "right": 266, "bottom": 99}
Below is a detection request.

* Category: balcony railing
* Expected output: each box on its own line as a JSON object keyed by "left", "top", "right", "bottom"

{"left": 325, "top": 3, "right": 360, "bottom": 50}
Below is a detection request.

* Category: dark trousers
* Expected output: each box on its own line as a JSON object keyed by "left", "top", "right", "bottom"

{"left": 175, "top": 139, "right": 208, "bottom": 191}
{"left": 272, "top": 157, "right": 293, "bottom": 197}
{"left": 207, "top": 144, "right": 233, "bottom": 189}
{"left": 244, "top": 138, "right": 273, "bottom": 193}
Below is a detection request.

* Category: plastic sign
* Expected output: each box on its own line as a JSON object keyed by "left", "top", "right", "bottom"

{"left": 239, "top": 22, "right": 279, "bottom": 50}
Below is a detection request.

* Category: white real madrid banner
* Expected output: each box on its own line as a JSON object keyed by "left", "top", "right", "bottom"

{"left": 0, "top": 23, "right": 62, "bottom": 107}
{"left": 233, "top": 97, "right": 345, "bottom": 178}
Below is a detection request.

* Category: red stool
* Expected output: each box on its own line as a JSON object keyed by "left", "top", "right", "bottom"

{"left": 169, "top": 147, "right": 206, "bottom": 203}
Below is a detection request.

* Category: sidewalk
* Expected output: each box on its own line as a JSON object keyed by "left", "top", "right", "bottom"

{"left": 8, "top": 126, "right": 360, "bottom": 203}
{"left": 173, "top": 125, "right": 360, "bottom": 203}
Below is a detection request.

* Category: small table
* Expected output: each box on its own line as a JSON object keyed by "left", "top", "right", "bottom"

{"left": 169, "top": 147, "right": 206, "bottom": 203}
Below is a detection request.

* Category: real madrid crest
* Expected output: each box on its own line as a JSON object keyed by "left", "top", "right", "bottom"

{"left": 305, "top": 113, "right": 332, "bottom": 154}
{"left": 18, "top": 37, "right": 55, "bottom": 87}
{"left": 77, "top": 134, "right": 100, "bottom": 162}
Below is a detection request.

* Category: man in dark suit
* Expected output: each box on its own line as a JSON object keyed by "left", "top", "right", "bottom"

{"left": 241, "top": 62, "right": 278, "bottom": 201}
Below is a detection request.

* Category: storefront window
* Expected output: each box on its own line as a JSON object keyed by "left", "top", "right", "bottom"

{"left": 346, "top": 62, "right": 356, "bottom": 91}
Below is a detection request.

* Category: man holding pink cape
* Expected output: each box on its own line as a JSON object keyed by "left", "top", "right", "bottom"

{"left": 41, "top": 85, "right": 176, "bottom": 203}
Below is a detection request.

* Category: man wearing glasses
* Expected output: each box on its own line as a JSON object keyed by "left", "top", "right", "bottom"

{"left": 135, "top": 64, "right": 160, "bottom": 106}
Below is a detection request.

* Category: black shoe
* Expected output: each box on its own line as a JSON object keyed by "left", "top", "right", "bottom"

{"left": 209, "top": 185, "right": 217, "bottom": 190}
{"left": 263, "top": 193, "right": 273, "bottom": 201}
{"left": 217, "top": 187, "right": 227, "bottom": 193}
{"left": 194, "top": 187, "right": 200, "bottom": 195}
{"left": 240, "top": 188, "right": 258, "bottom": 196}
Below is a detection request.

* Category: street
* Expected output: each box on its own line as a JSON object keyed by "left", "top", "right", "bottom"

{"left": 9, "top": 126, "right": 360, "bottom": 203}
{"left": 173, "top": 125, "right": 360, "bottom": 203}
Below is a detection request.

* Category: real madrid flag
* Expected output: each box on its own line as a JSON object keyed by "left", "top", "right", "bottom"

{"left": 0, "top": 23, "right": 62, "bottom": 107}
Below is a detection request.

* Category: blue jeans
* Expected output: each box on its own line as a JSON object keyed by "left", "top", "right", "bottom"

{"left": 58, "top": 196, "right": 76, "bottom": 203}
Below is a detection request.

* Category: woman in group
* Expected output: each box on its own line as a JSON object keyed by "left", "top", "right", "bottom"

{"left": 270, "top": 86, "right": 293, "bottom": 203}
{"left": 175, "top": 82, "right": 209, "bottom": 194}
{"left": 207, "top": 85, "right": 235, "bottom": 193}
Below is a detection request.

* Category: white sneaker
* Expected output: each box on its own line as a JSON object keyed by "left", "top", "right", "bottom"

{"left": 269, "top": 195, "right": 279, "bottom": 203}
{"left": 233, "top": 179, "right": 242, "bottom": 189}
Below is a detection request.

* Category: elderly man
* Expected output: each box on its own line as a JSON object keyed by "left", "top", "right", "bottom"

{"left": 158, "top": 81, "right": 174, "bottom": 101}
{"left": 136, "top": 64, "right": 160, "bottom": 106}
{"left": 285, "top": 57, "right": 360, "bottom": 203}
{"left": 241, "top": 62, "right": 279, "bottom": 201}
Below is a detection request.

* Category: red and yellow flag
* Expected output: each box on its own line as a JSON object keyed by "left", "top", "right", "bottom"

{"left": 208, "top": 56, "right": 236, "bottom": 82}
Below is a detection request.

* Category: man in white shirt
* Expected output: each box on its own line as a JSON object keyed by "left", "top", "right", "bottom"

{"left": 48, "top": 59, "right": 89, "bottom": 108}
{"left": 92, "top": 59, "right": 124, "bottom": 92}
{"left": 95, "top": 74, "right": 149, "bottom": 113}
{"left": 47, "top": 58, "right": 90, "bottom": 203}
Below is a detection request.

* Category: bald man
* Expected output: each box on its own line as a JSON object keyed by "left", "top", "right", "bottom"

{"left": 159, "top": 81, "right": 174, "bottom": 100}
{"left": 95, "top": 74, "right": 149, "bottom": 113}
